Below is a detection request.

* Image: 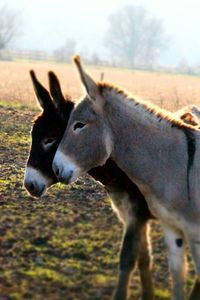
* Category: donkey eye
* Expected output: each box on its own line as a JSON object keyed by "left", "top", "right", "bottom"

{"left": 43, "top": 137, "right": 57, "bottom": 146}
{"left": 73, "top": 122, "right": 86, "bottom": 131}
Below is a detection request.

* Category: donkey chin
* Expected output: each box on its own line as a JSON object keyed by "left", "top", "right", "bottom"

{"left": 52, "top": 150, "right": 81, "bottom": 184}
{"left": 24, "top": 167, "right": 53, "bottom": 198}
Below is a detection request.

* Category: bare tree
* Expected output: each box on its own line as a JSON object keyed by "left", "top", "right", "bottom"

{"left": 104, "top": 5, "right": 168, "bottom": 67}
{"left": 53, "top": 38, "right": 77, "bottom": 62}
{"left": 0, "top": 3, "right": 20, "bottom": 49}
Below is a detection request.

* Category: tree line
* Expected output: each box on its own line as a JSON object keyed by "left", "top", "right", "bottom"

{"left": 0, "top": 4, "right": 168, "bottom": 68}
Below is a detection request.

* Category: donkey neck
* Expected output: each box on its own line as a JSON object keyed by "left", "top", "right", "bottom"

{"left": 102, "top": 87, "right": 192, "bottom": 202}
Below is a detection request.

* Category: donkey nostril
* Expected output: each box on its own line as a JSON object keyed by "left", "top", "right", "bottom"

{"left": 56, "top": 170, "right": 59, "bottom": 177}
{"left": 25, "top": 181, "right": 35, "bottom": 193}
{"left": 29, "top": 183, "right": 35, "bottom": 191}
{"left": 53, "top": 165, "right": 61, "bottom": 178}
{"left": 67, "top": 170, "right": 73, "bottom": 182}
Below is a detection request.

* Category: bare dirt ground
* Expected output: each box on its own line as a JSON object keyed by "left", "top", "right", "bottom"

{"left": 0, "top": 61, "right": 199, "bottom": 299}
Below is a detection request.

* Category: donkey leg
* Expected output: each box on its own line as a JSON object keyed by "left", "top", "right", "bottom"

{"left": 188, "top": 235, "right": 200, "bottom": 300}
{"left": 138, "top": 223, "right": 154, "bottom": 300}
{"left": 163, "top": 226, "right": 186, "bottom": 300}
{"left": 113, "top": 221, "right": 143, "bottom": 300}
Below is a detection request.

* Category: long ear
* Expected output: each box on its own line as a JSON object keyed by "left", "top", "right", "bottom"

{"left": 48, "top": 71, "right": 74, "bottom": 121}
{"left": 48, "top": 71, "right": 66, "bottom": 109}
{"left": 73, "top": 55, "right": 105, "bottom": 108}
{"left": 30, "top": 70, "right": 53, "bottom": 110}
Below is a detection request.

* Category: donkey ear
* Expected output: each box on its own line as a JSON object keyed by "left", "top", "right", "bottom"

{"left": 48, "top": 71, "right": 66, "bottom": 110}
{"left": 30, "top": 70, "right": 52, "bottom": 110}
{"left": 73, "top": 55, "right": 104, "bottom": 108}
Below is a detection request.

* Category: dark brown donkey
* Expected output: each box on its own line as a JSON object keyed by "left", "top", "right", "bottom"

{"left": 24, "top": 71, "right": 200, "bottom": 300}
{"left": 24, "top": 71, "right": 154, "bottom": 300}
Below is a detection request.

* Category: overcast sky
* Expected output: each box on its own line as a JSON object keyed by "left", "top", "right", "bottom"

{"left": 3, "top": 0, "right": 200, "bottom": 65}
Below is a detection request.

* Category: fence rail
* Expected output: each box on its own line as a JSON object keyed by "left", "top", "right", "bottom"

{"left": 0, "top": 49, "right": 55, "bottom": 61}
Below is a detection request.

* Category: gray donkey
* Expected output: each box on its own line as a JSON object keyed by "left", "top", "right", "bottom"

{"left": 25, "top": 72, "right": 200, "bottom": 300}
{"left": 53, "top": 56, "right": 200, "bottom": 300}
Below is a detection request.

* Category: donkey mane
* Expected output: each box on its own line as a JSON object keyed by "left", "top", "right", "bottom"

{"left": 98, "top": 82, "right": 198, "bottom": 131}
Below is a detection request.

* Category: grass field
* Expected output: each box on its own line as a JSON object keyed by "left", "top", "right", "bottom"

{"left": 1, "top": 60, "right": 200, "bottom": 110}
{"left": 0, "top": 61, "right": 199, "bottom": 299}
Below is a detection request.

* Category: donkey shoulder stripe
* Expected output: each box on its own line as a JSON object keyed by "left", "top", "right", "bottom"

{"left": 182, "top": 127, "right": 196, "bottom": 201}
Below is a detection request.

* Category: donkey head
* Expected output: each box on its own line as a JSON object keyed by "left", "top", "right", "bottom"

{"left": 53, "top": 56, "right": 113, "bottom": 184}
{"left": 24, "top": 71, "right": 74, "bottom": 197}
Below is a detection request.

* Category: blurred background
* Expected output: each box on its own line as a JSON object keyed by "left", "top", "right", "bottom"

{"left": 1, "top": 0, "right": 200, "bottom": 109}
{"left": 1, "top": 0, "right": 200, "bottom": 71}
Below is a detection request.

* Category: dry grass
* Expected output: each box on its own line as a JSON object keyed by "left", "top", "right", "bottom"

{"left": 1, "top": 60, "right": 200, "bottom": 111}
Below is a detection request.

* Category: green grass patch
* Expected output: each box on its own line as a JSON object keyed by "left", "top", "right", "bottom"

{"left": 0, "top": 99, "right": 39, "bottom": 111}
{"left": 155, "top": 288, "right": 170, "bottom": 299}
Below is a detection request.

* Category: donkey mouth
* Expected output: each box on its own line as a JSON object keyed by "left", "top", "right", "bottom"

{"left": 32, "top": 186, "right": 46, "bottom": 198}
{"left": 25, "top": 182, "right": 46, "bottom": 198}
{"left": 31, "top": 191, "right": 45, "bottom": 198}
{"left": 56, "top": 170, "right": 74, "bottom": 185}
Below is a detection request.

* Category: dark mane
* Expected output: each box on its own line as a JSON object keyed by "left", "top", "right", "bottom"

{"left": 97, "top": 81, "right": 198, "bottom": 131}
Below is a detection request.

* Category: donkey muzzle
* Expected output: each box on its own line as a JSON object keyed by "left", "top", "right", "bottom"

{"left": 24, "top": 167, "right": 48, "bottom": 197}
{"left": 24, "top": 180, "right": 45, "bottom": 197}
{"left": 53, "top": 164, "right": 73, "bottom": 184}
{"left": 52, "top": 150, "right": 80, "bottom": 184}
